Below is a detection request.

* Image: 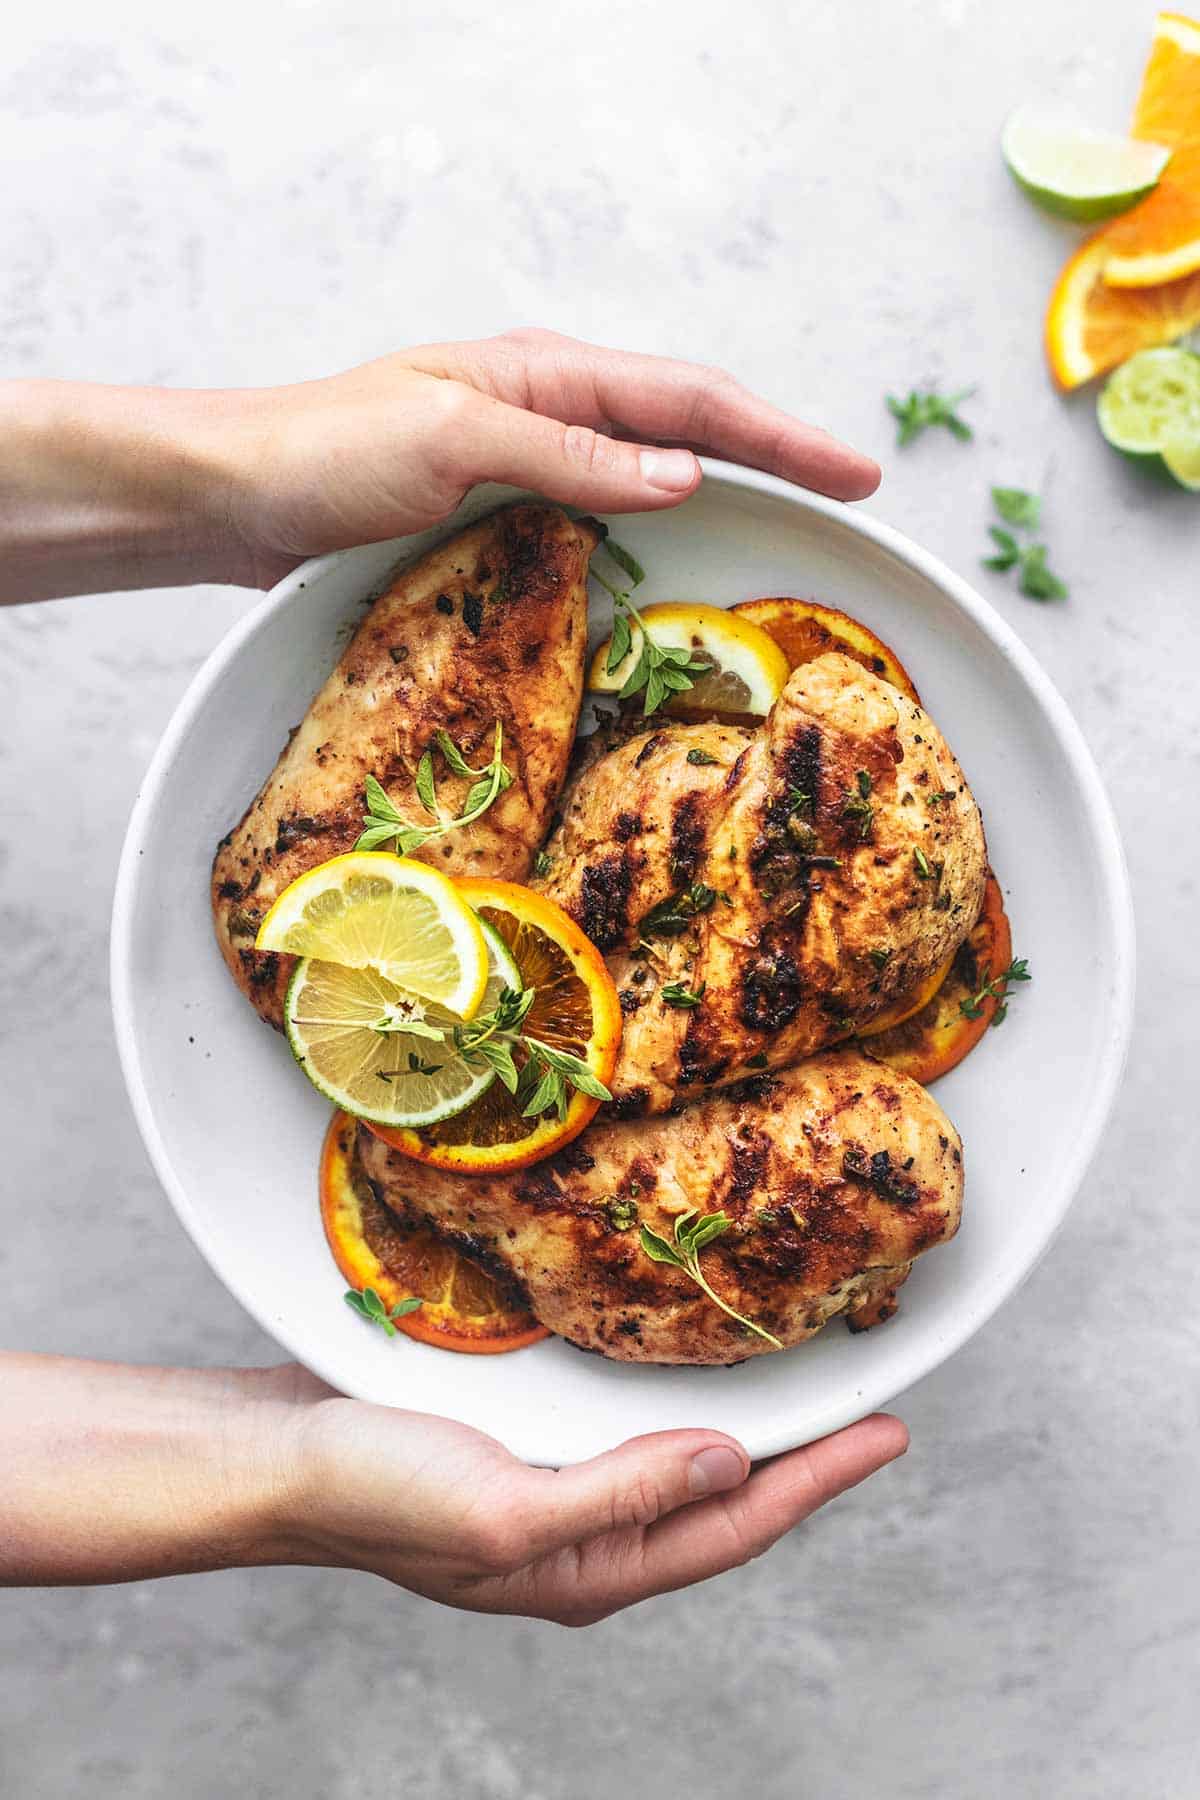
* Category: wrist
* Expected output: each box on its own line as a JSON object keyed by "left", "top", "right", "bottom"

{"left": 0, "top": 379, "right": 261, "bottom": 601}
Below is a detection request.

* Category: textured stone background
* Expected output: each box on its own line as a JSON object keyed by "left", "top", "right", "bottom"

{"left": 2, "top": 3, "right": 1197, "bottom": 1796}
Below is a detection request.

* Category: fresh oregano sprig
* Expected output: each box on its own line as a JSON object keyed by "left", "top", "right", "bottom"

{"left": 590, "top": 539, "right": 711, "bottom": 715}
{"left": 344, "top": 1285, "right": 424, "bottom": 1337}
{"left": 355, "top": 720, "right": 513, "bottom": 854}
{"left": 982, "top": 488, "right": 1068, "bottom": 601}
{"left": 453, "top": 984, "right": 612, "bottom": 1122}
{"left": 886, "top": 387, "right": 975, "bottom": 447}
{"left": 639, "top": 1209, "right": 782, "bottom": 1348}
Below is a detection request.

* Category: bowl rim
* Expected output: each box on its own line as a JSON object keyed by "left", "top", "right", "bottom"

{"left": 110, "top": 458, "right": 1136, "bottom": 1455}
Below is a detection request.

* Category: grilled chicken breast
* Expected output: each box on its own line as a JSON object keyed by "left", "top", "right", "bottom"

{"left": 356, "top": 1047, "right": 963, "bottom": 1363}
{"left": 533, "top": 652, "right": 987, "bottom": 1113}
{"left": 212, "top": 503, "right": 599, "bottom": 1029}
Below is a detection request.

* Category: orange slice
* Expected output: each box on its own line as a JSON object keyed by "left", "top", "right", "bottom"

{"left": 732, "top": 597, "right": 920, "bottom": 702}
{"left": 1104, "top": 12, "right": 1200, "bottom": 286}
{"left": 861, "top": 873, "right": 1014, "bottom": 1085}
{"left": 320, "top": 1110, "right": 549, "bottom": 1353}
{"left": 366, "top": 879, "right": 622, "bottom": 1172}
{"left": 1046, "top": 233, "right": 1200, "bottom": 388}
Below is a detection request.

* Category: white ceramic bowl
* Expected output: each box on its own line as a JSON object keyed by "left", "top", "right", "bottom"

{"left": 111, "top": 462, "right": 1135, "bottom": 1465}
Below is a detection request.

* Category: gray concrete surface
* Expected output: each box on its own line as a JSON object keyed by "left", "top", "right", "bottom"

{"left": 2, "top": 3, "right": 1198, "bottom": 1795}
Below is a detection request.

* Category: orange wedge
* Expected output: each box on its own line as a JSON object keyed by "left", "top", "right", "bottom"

{"left": 1103, "top": 146, "right": 1200, "bottom": 287}
{"left": 1046, "top": 233, "right": 1200, "bottom": 388}
{"left": 732, "top": 597, "right": 920, "bottom": 702}
{"left": 1102, "top": 13, "right": 1200, "bottom": 287}
{"left": 321, "top": 1110, "right": 549, "bottom": 1353}
{"left": 366, "top": 879, "right": 622, "bottom": 1173}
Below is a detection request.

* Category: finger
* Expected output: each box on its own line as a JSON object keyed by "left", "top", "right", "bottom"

{"left": 535, "top": 1414, "right": 908, "bottom": 1625}
{"left": 447, "top": 387, "right": 704, "bottom": 513}
{"left": 412, "top": 330, "right": 880, "bottom": 503}
{"left": 507, "top": 1429, "right": 751, "bottom": 1564}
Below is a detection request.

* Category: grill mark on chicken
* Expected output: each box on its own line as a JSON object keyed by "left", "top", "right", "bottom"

{"left": 669, "top": 790, "right": 707, "bottom": 884}
{"left": 578, "top": 852, "right": 635, "bottom": 951}
{"left": 740, "top": 935, "right": 804, "bottom": 1032}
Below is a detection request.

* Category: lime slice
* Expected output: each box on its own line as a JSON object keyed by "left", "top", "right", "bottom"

{"left": 286, "top": 920, "right": 521, "bottom": 1126}
{"left": 1098, "top": 346, "right": 1200, "bottom": 490}
{"left": 256, "top": 852, "right": 488, "bottom": 1019}
{"left": 1002, "top": 106, "right": 1170, "bottom": 222}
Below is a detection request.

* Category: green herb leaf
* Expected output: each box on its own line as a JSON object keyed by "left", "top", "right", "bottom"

{"left": 533, "top": 849, "right": 553, "bottom": 878}
{"left": 415, "top": 750, "right": 438, "bottom": 817}
{"left": 344, "top": 1284, "right": 419, "bottom": 1340}
{"left": 407, "top": 1052, "right": 442, "bottom": 1076}
{"left": 604, "top": 539, "right": 646, "bottom": 588}
{"left": 687, "top": 747, "right": 719, "bottom": 766}
{"left": 992, "top": 486, "right": 1041, "bottom": 529}
{"left": 638, "top": 1222, "right": 687, "bottom": 1269}
{"left": 1018, "top": 544, "right": 1068, "bottom": 601}
{"left": 355, "top": 820, "right": 407, "bottom": 853}
{"left": 913, "top": 848, "right": 934, "bottom": 880}
{"left": 641, "top": 882, "right": 717, "bottom": 938}
{"left": 983, "top": 525, "right": 1020, "bottom": 571}
{"left": 661, "top": 980, "right": 706, "bottom": 1010}
{"left": 432, "top": 731, "right": 477, "bottom": 778}
{"left": 606, "top": 609, "right": 633, "bottom": 674}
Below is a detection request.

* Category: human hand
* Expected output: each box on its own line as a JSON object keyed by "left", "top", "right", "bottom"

{"left": 275, "top": 1367, "right": 906, "bottom": 1623}
{"left": 217, "top": 328, "right": 881, "bottom": 588}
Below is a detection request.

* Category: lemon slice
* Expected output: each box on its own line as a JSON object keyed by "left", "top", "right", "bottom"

{"left": 286, "top": 920, "right": 521, "bottom": 1127}
{"left": 1001, "top": 106, "right": 1170, "bottom": 223}
{"left": 588, "top": 602, "right": 789, "bottom": 718}
{"left": 256, "top": 853, "right": 489, "bottom": 1019}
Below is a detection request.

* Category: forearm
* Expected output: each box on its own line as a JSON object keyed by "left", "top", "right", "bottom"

{"left": 0, "top": 1354, "right": 307, "bottom": 1585}
{"left": 0, "top": 380, "right": 255, "bottom": 602}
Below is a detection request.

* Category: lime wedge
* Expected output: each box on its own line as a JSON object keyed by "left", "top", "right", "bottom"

{"left": 285, "top": 919, "right": 521, "bottom": 1127}
{"left": 1098, "top": 346, "right": 1200, "bottom": 490}
{"left": 1002, "top": 106, "right": 1170, "bottom": 222}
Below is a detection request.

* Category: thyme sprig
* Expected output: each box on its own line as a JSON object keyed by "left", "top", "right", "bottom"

{"left": 355, "top": 721, "right": 513, "bottom": 854}
{"left": 591, "top": 539, "right": 710, "bottom": 715}
{"left": 640, "top": 1209, "right": 782, "bottom": 1348}
{"left": 959, "top": 956, "right": 1031, "bottom": 1025}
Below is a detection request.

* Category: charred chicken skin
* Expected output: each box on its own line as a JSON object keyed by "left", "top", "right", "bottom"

{"left": 212, "top": 502, "right": 598, "bottom": 1030}
{"left": 355, "top": 1047, "right": 963, "bottom": 1364}
{"left": 532, "top": 652, "right": 987, "bottom": 1113}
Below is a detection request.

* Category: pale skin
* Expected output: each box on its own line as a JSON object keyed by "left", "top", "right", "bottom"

{"left": 0, "top": 329, "right": 906, "bottom": 1621}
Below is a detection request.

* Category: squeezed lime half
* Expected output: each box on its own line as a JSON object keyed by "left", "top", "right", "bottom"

{"left": 1098, "top": 346, "right": 1200, "bottom": 491}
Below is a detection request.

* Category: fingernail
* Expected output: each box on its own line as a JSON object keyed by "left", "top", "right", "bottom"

{"left": 689, "top": 1445, "right": 746, "bottom": 1498}
{"left": 640, "top": 448, "right": 698, "bottom": 492}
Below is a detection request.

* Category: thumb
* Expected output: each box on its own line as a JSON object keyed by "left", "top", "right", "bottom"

{"left": 513, "top": 1430, "right": 750, "bottom": 1560}
{"left": 452, "top": 388, "right": 702, "bottom": 512}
